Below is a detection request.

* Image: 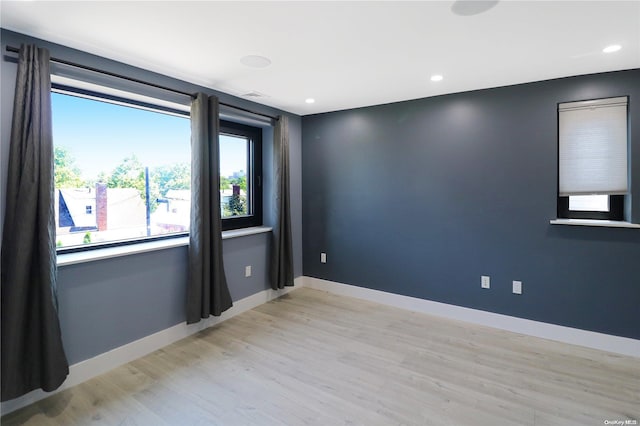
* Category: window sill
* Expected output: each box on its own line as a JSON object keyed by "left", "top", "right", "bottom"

{"left": 57, "top": 226, "right": 273, "bottom": 267}
{"left": 550, "top": 219, "right": 640, "bottom": 229}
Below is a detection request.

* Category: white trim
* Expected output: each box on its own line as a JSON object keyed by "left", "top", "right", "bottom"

{"left": 0, "top": 277, "right": 300, "bottom": 416}
{"left": 50, "top": 73, "right": 191, "bottom": 113}
{"left": 303, "top": 276, "right": 640, "bottom": 358}
{"left": 57, "top": 227, "right": 273, "bottom": 267}
{"left": 5, "top": 275, "right": 637, "bottom": 416}
{"left": 221, "top": 226, "right": 272, "bottom": 239}
{"left": 558, "top": 96, "right": 627, "bottom": 112}
{"left": 550, "top": 218, "right": 640, "bottom": 228}
{"left": 57, "top": 237, "right": 189, "bottom": 266}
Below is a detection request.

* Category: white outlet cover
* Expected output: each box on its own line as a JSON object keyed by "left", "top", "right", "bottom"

{"left": 481, "top": 275, "right": 490, "bottom": 289}
{"left": 513, "top": 280, "right": 522, "bottom": 294}
{"left": 245, "top": 265, "right": 252, "bottom": 277}
{"left": 321, "top": 253, "right": 327, "bottom": 263}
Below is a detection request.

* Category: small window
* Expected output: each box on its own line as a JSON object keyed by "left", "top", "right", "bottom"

{"left": 219, "top": 120, "right": 262, "bottom": 230}
{"left": 52, "top": 88, "right": 191, "bottom": 250}
{"left": 557, "top": 96, "right": 628, "bottom": 221}
{"left": 568, "top": 194, "right": 609, "bottom": 212}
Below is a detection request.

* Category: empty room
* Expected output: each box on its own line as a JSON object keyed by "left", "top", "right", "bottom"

{"left": 0, "top": 1, "right": 638, "bottom": 425}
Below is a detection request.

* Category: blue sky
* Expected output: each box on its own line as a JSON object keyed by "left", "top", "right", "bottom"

{"left": 52, "top": 92, "right": 247, "bottom": 180}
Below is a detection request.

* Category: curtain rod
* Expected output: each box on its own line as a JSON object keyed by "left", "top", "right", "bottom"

{"left": 5, "top": 45, "right": 277, "bottom": 121}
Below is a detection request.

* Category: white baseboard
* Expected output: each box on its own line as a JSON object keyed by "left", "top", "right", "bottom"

{"left": 4, "top": 275, "right": 637, "bottom": 416}
{"left": 303, "top": 276, "right": 640, "bottom": 358}
{"left": 0, "top": 279, "right": 301, "bottom": 416}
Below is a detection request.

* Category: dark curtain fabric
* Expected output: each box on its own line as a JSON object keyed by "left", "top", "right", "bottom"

{"left": 270, "top": 115, "right": 294, "bottom": 290}
{"left": 187, "top": 93, "right": 232, "bottom": 323}
{"left": 1, "top": 44, "right": 69, "bottom": 401}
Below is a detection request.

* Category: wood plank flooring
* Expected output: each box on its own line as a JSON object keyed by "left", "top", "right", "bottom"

{"left": 2, "top": 287, "right": 639, "bottom": 425}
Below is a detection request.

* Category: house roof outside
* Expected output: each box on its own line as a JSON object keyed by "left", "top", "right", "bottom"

{"left": 165, "top": 189, "right": 190, "bottom": 201}
{"left": 57, "top": 188, "right": 145, "bottom": 231}
{"left": 58, "top": 188, "right": 95, "bottom": 228}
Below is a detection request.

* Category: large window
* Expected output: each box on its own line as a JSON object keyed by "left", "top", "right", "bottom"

{"left": 52, "top": 89, "right": 191, "bottom": 250}
{"left": 52, "top": 86, "right": 264, "bottom": 251}
{"left": 557, "top": 96, "right": 628, "bottom": 221}
{"left": 219, "top": 120, "right": 263, "bottom": 231}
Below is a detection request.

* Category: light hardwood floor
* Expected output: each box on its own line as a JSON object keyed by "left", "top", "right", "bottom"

{"left": 2, "top": 287, "right": 639, "bottom": 425}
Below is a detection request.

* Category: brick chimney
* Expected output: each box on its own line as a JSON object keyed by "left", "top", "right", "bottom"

{"left": 96, "top": 183, "right": 108, "bottom": 231}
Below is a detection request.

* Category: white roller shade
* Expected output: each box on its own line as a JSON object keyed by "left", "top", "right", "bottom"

{"left": 51, "top": 64, "right": 191, "bottom": 114}
{"left": 559, "top": 96, "right": 628, "bottom": 196}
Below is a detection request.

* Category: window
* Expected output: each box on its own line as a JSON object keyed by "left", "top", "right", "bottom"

{"left": 219, "top": 120, "right": 263, "bottom": 231}
{"left": 557, "top": 96, "right": 628, "bottom": 221}
{"left": 52, "top": 88, "right": 191, "bottom": 250}
{"left": 52, "top": 81, "right": 265, "bottom": 251}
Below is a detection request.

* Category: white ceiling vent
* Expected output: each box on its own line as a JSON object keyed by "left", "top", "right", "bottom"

{"left": 242, "top": 91, "right": 269, "bottom": 99}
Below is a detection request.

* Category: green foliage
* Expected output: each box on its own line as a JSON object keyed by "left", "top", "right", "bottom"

{"left": 227, "top": 194, "right": 247, "bottom": 216}
{"left": 96, "top": 171, "right": 109, "bottom": 184}
{"left": 83, "top": 232, "right": 92, "bottom": 244}
{"left": 153, "top": 163, "right": 190, "bottom": 198}
{"left": 230, "top": 176, "right": 247, "bottom": 192}
{"left": 107, "top": 155, "right": 145, "bottom": 193}
{"left": 54, "top": 147, "right": 195, "bottom": 215}
{"left": 106, "top": 155, "right": 160, "bottom": 212}
{"left": 54, "top": 146, "right": 85, "bottom": 188}
{"left": 220, "top": 176, "right": 231, "bottom": 191}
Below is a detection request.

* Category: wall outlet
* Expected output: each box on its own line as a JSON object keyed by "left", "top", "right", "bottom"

{"left": 513, "top": 280, "right": 522, "bottom": 294}
{"left": 321, "top": 252, "right": 327, "bottom": 263}
{"left": 245, "top": 265, "right": 252, "bottom": 278}
{"left": 481, "top": 275, "right": 490, "bottom": 289}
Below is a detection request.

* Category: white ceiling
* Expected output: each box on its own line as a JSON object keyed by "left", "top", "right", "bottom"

{"left": 1, "top": 1, "right": 639, "bottom": 115}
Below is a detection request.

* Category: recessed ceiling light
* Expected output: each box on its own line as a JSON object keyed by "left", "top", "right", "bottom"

{"left": 305, "top": 98, "right": 315, "bottom": 104}
{"left": 451, "top": 1, "right": 499, "bottom": 16}
{"left": 430, "top": 75, "right": 444, "bottom": 82}
{"left": 240, "top": 55, "right": 272, "bottom": 68}
{"left": 602, "top": 44, "right": 622, "bottom": 53}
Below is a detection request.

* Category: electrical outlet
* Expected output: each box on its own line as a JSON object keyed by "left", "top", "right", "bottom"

{"left": 245, "top": 265, "right": 252, "bottom": 278}
{"left": 321, "top": 252, "right": 327, "bottom": 263}
{"left": 513, "top": 280, "right": 522, "bottom": 295}
{"left": 481, "top": 275, "right": 490, "bottom": 289}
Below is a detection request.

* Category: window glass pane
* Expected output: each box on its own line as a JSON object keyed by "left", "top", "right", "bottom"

{"left": 52, "top": 91, "right": 190, "bottom": 249}
{"left": 220, "top": 134, "right": 249, "bottom": 218}
{"left": 569, "top": 195, "right": 609, "bottom": 212}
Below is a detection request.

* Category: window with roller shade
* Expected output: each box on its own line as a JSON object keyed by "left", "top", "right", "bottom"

{"left": 557, "top": 96, "right": 628, "bottom": 221}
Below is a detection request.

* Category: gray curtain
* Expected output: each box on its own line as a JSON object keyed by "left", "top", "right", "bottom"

{"left": 187, "top": 93, "right": 232, "bottom": 323}
{"left": 1, "top": 44, "right": 69, "bottom": 401}
{"left": 270, "top": 116, "right": 294, "bottom": 289}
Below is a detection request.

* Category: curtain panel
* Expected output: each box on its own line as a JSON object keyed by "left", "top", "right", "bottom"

{"left": 187, "top": 93, "right": 233, "bottom": 323}
{"left": 270, "top": 115, "right": 294, "bottom": 290}
{"left": 1, "top": 44, "right": 69, "bottom": 401}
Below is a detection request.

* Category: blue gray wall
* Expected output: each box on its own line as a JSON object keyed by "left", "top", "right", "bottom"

{"left": 0, "top": 29, "right": 303, "bottom": 365}
{"left": 302, "top": 69, "right": 640, "bottom": 340}
{"left": 57, "top": 234, "right": 272, "bottom": 364}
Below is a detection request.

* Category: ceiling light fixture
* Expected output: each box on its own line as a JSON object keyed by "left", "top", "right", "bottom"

{"left": 305, "top": 98, "right": 315, "bottom": 104}
{"left": 451, "top": 1, "right": 499, "bottom": 16}
{"left": 240, "top": 55, "right": 272, "bottom": 68}
{"left": 242, "top": 91, "right": 268, "bottom": 98}
{"left": 602, "top": 44, "right": 622, "bottom": 53}
{"left": 430, "top": 75, "right": 444, "bottom": 82}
